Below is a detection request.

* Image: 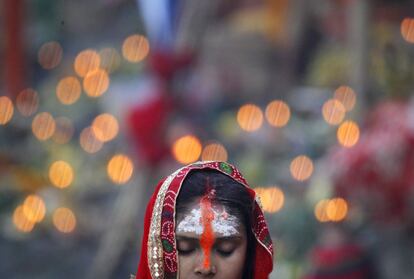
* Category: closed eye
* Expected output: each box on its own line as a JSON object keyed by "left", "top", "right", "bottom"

{"left": 216, "top": 248, "right": 235, "bottom": 257}
{"left": 214, "top": 237, "right": 240, "bottom": 257}
{"left": 176, "top": 237, "right": 198, "bottom": 256}
{"left": 177, "top": 247, "right": 196, "bottom": 256}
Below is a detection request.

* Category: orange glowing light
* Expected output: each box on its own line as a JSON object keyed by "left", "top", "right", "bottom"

{"left": 290, "top": 155, "right": 314, "bottom": 181}
{"left": 83, "top": 69, "right": 110, "bottom": 97}
{"left": 79, "top": 127, "right": 103, "bottom": 153}
{"left": 16, "top": 88, "right": 39, "bottom": 117}
{"left": 334, "top": 86, "right": 356, "bottom": 111}
{"left": 107, "top": 154, "right": 134, "bottom": 184}
{"left": 53, "top": 207, "right": 76, "bottom": 233}
{"left": 326, "top": 198, "right": 348, "bottom": 222}
{"left": 99, "top": 48, "right": 121, "bottom": 73}
{"left": 322, "top": 99, "right": 346, "bottom": 125}
{"left": 49, "top": 160, "right": 74, "bottom": 188}
{"left": 22, "top": 195, "right": 46, "bottom": 223}
{"left": 315, "top": 199, "right": 330, "bottom": 222}
{"left": 52, "top": 117, "right": 74, "bottom": 144}
{"left": 56, "top": 76, "right": 81, "bottom": 105}
{"left": 265, "top": 100, "right": 290, "bottom": 127}
{"left": 237, "top": 104, "right": 263, "bottom": 132}
{"left": 92, "top": 113, "right": 119, "bottom": 142}
{"left": 254, "top": 187, "right": 266, "bottom": 197}
{"left": 0, "top": 96, "right": 14, "bottom": 125}
{"left": 38, "top": 41, "right": 63, "bottom": 70}
{"left": 401, "top": 18, "right": 414, "bottom": 43}
{"left": 32, "top": 112, "right": 56, "bottom": 140}
{"left": 255, "top": 187, "right": 284, "bottom": 213}
{"left": 122, "top": 34, "right": 150, "bottom": 63}
{"left": 13, "top": 206, "right": 35, "bottom": 233}
{"left": 74, "top": 49, "right": 101, "bottom": 77}
{"left": 172, "top": 135, "right": 202, "bottom": 164}
{"left": 201, "top": 143, "right": 228, "bottom": 162}
{"left": 337, "top": 121, "right": 360, "bottom": 147}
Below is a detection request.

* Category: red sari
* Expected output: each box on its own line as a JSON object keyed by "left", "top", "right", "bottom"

{"left": 135, "top": 161, "right": 274, "bottom": 278}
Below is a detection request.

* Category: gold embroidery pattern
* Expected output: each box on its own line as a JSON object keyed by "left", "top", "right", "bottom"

{"left": 255, "top": 195, "right": 264, "bottom": 211}
{"left": 147, "top": 169, "right": 180, "bottom": 278}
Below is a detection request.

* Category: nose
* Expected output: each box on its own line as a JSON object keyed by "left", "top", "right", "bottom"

{"left": 194, "top": 264, "right": 216, "bottom": 276}
{"left": 194, "top": 254, "right": 217, "bottom": 276}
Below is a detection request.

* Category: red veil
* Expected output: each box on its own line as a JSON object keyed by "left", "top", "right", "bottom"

{"left": 135, "top": 161, "right": 274, "bottom": 279}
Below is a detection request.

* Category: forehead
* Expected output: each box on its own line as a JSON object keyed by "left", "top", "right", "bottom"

{"left": 175, "top": 200, "right": 245, "bottom": 238}
{"left": 176, "top": 199, "right": 237, "bottom": 220}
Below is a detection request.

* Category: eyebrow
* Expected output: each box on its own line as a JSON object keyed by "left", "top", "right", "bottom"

{"left": 175, "top": 235, "right": 242, "bottom": 242}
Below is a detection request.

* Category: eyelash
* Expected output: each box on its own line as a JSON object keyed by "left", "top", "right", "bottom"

{"left": 177, "top": 248, "right": 234, "bottom": 257}
{"left": 177, "top": 248, "right": 196, "bottom": 256}
{"left": 216, "top": 249, "right": 234, "bottom": 257}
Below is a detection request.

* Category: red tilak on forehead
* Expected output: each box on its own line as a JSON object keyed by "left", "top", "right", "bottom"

{"left": 199, "top": 182, "right": 215, "bottom": 269}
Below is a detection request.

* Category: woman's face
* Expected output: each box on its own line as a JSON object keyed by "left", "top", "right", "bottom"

{"left": 175, "top": 199, "right": 247, "bottom": 279}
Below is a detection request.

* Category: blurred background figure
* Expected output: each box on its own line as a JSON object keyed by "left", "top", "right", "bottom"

{"left": 1, "top": 0, "right": 414, "bottom": 278}
{"left": 302, "top": 224, "right": 377, "bottom": 279}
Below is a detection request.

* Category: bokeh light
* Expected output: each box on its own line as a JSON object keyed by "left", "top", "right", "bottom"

{"left": 172, "top": 135, "right": 202, "bottom": 164}
{"left": 74, "top": 49, "right": 101, "bottom": 77}
{"left": 255, "top": 188, "right": 266, "bottom": 204}
{"left": 99, "top": 48, "right": 121, "bottom": 73}
{"left": 49, "top": 160, "right": 74, "bottom": 189}
{"left": 56, "top": 76, "right": 82, "bottom": 105}
{"left": 334, "top": 86, "right": 356, "bottom": 111}
{"left": 13, "top": 206, "right": 35, "bottom": 233}
{"left": 255, "top": 187, "right": 284, "bottom": 213}
{"left": 53, "top": 207, "right": 76, "bottom": 233}
{"left": 0, "top": 96, "right": 14, "bottom": 125}
{"left": 401, "top": 17, "right": 414, "bottom": 43}
{"left": 314, "top": 199, "right": 330, "bottom": 222}
{"left": 38, "top": 41, "right": 63, "bottom": 70}
{"left": 122, "top": 34, "right": 150, "bottom": 63}
{"left": 22, "top": 195, "right": 46, "bottom": 223}
{"left": 326, "top": 198, "right": 348, "bottom": 222}
{"left": 322, "top": 99, "right": 346, "bottom": 125}
{"left": 265, "top": 100, "right": 290, "bottom": 127}
{"left": 337, "top": 121, "right": 360, "bottom": 147}
{"left": 201, "top": 143, "right": 228, "bottom": 162}
{"left": 83, "top": 69, "right": 110, "bottom": 98}
{"left": 32, "top": 112, "right": 56, "bottom": 140}
{"left": 16, "top": 88, "right": 39, "bottom": 117}
{"left": 290, "top": 155, "right": 314, "bottom": 181}
{"left": 80, "top": 127, "right": 103, "bottom": 153}
{"left": 52, "top": 117, "right": 74, "bottom": 144}
{"left": 107, "top": 154, "right": 134, "bottom": 184}
{"left": 237, "top": 104, "right": 263, "bottom": 132}
{"left": 91, "top": 113, "right": 119, "bottom": 142}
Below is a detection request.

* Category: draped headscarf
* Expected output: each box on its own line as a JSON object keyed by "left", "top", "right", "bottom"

{"left": 135, "top": 161, "right": 274, "bottom": 278}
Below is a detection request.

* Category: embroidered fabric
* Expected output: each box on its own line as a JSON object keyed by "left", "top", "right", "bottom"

{"left": 135, "top": 161, "right": 274, "bottom": 279}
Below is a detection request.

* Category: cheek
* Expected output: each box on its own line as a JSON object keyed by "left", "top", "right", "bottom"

{"left": 178, "top": 254, "right": 194, "bottom": 277}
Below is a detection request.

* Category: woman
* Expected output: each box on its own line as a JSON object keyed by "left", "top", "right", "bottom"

{"left": 135, "top": 161, "right": 274, "bottom": 278}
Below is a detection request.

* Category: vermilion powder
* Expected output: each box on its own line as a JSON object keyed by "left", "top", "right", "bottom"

{"left": 199, "top": 190, "right": 215, "bottom": 269}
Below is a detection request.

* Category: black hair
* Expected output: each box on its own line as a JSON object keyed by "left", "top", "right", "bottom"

{"left": 176, "top": 169, "right": 255, "bottom": 279}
